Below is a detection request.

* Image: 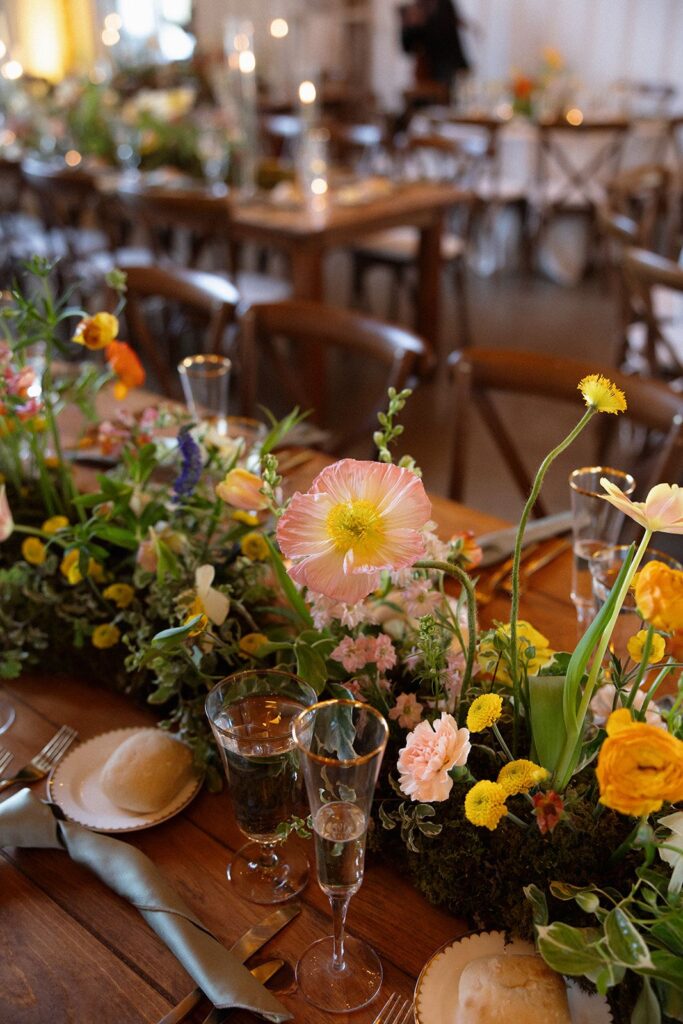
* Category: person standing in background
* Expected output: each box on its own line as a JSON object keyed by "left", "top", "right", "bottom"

{"left": 399, "top": 0, "right": 471, "bottom": 101}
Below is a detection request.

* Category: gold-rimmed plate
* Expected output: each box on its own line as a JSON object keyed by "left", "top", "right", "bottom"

{"left": 47, "top": 727, "right": 203, "bottom": 833}
{"left": 414, "top": 929, "right": 613, "bottom": 1024}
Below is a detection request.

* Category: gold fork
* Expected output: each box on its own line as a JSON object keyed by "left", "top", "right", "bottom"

{"left": 0, "top": 748, "right": 14, "bottom": 776}
{"left": 373, "top": 992, "right": 413, "bottom": 1024}
{"left": 0, "top": 725, "right": 78, "bottom": 792}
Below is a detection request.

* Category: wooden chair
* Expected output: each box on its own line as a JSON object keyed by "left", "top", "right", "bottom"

{"left": 350, "top": 133, "right": 476, "bottom": 350}
{"left": 621, "top": 247, "right": 683, "bottom": 382}
{"left": 597, "top": 207, "right": 641, "bottom": 369}
{"left": 327, "top": 121, "right": 387, "bottom": 174}
{"left": 447, "top": 349, "right": 683, "bottom": 517}
{"left": 605, "top": 163, "right": 674, "bottom": 255}
{"left": 238, "top": 299, "right": 426, "bottom": 455}
{"left": 116, "top": 263, "right": 240, "bottom": 398}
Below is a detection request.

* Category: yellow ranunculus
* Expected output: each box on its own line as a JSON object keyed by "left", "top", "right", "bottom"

{"left": 240, "top": 531, "right": 269, "bottom": 561}
{"left": 60, "top": 549, "right": 105, "bottom": 585}
{"left": 478, "top": 621, "right": 555, "bottom": 684}
{"left": 634, "top": 561, "right": 683, "bottom": 634}
{"left": 91, "top": 623, "right": 121, "bottom": 649}
{"left": 626, "top": 629, "right": 666, "bottom": 664}
{"left": 239, "top": 632, "right": 269, "bottom": 657}
{"left": 42, "top": 515, "right": 69, "bottom": 534}
{"left": 103, "top": 583, "right": 135, "bottom": 609}
{"left": 72, "top": 312, "right": 119, "bottom": 351}
{"left": 466, "top": 693, "right": 503, "bottom": 732}
{"left": 21, "top": 537, "right": 47, "bottom": 565}
{"left": 464, "top": 780, "right": 508, "bottom": 830}
{"left": 578, "top": 374, "right": 627, "bottom": 414}
{"left": 596, "top": 709, "right": 683, "bottom": 816}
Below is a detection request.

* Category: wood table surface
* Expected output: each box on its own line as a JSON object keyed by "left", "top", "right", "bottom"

{"left": 0, "top": 470, "right": 578, "bottom": 1023}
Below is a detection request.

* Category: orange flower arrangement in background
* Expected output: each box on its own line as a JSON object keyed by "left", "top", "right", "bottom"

{"left": 105, "top": 341, "right": 145, "bottom": 400}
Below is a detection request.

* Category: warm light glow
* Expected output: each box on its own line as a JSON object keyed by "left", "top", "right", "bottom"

{"left": 0, "top": 41, "right": 6, "bottom": 60}
{"left": 102, "top": 27, "right": 120, "bottom": 46}
{"left": 299, "top": 80, "right": 317, "bottom": 104}
{"left": 17, "top": 0, "right": 68, "bottom": 81}
{"left": 104, "top": 12, "right": 122, "bottom": 31}
{"left": 238, "top": 50, "right": 255, "bottom": 73}
{"left": 270, "top": 18, "right": 289, "bottom": 38}
{"left": 565, "top": 107, "right": 584, "bottom": 126}
{"left": 311, "top": 177, "right": 328, "bottom": 195}
{"left": 234, "top": 32, "right": 250, "bottom": 51}
{"left": 1, "top": 60, "right": 23, "bottom": 80}
{"left": 65, "top": 149, "right": 82, "bottom": 167}
{"left": 0, "top": 129, "right": 16, "bottom": 146}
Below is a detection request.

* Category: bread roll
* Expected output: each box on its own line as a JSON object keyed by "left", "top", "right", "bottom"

{"left": 101, "top": 730, "right": 194, "bottom": 813}
{"left": 457, "top": 953, "right": 571, "bottom": 1024}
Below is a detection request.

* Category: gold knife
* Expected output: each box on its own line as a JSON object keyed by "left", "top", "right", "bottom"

{"left": 501, "top": 538, "right": 571, "bottom": 594}
{"left": 156, "top": 902, "right": 300, "bottom": 1024}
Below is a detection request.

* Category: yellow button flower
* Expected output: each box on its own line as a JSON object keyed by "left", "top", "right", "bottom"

{"left": 21, "top": 537, "right": 47, "bottom": 566}
{"left": 103, "top": 583, "right": 135, "bottom": 609}
{"left": 596, "top": 709, "right": 683, "bottom": 816}
{"left": 466, "top": 693, "right": 503, "bottom": 732}
{"left": 464, "top": 780, "right": 508, "bottom": 830}
{"left": 42, "top": 515, "right": 69, "bottom": 534}
{"left": 232, "top": 510, "right": 260, "bottom": 527}
{"left": 634, "top": 561, "right": 683, "bottom": 633}
{"left": 239, "top": 632, "right": 269, "bottom": 657}
{"left": 240, "top": 531, "right": 270, "bottom": 561}
{"left": 91, "top": 623, "right": 121, "bottom": 649}
{"left": 60, "top": 549, "right": 105, "bottom": 585}
{"left": 626, "top": 629, "right": 666, "bottom": 664}
{"left": 72, "top": 312, "right": 119, "bottom": 351}
{"left": 498, "top": 759, "right": 548, "bottom": 796}
{"left": 478, "top": 621, "right": 556, "bottom": 684}
{"left": 578, "top": 374, "right": 627, "bottom": 414}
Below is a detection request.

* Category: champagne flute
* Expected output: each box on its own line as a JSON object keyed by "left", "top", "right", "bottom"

{"left": 292, "top": 699, "right": 389, "bottom": 1013}
{"left": 205, "top": 669, "right": 317, "bottom": 904}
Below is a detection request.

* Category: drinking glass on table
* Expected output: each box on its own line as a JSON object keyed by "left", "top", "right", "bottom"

{"left": 569, "top": 466, "right": 635, "bottom": 631}
{"left": 205, "top": 670, "right": 316, "bottom": 903}
{"left": 292, "top": 699, "right": 389, "bottom": 1013}
{"left": 178, "top": 354, "right": 231, "bottom": 435}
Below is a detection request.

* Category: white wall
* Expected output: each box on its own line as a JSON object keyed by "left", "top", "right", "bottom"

{"left": 371, "top": 0, "right": 683, "bottom": 111}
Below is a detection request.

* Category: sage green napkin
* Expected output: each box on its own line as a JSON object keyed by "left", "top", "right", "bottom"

{"left": 0, "top": 789, "right": 292, "bottom": 1022}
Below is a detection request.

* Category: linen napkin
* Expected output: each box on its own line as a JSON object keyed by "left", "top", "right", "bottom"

{"left": 0, "top": 789, "right": 292, "bottom": 1022}
{"left": 478, "top": 509, "right": 573, "bottom": 567}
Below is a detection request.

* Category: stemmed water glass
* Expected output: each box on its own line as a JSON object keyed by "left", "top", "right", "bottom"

{"left": 178, "top": 354, "right": 231, "bottom": 435}
{"left": 292, "top": 699, "right": 389, "bottom": 1013}
{"left": 205, "top": 670, "right": 316, "bottom": 904}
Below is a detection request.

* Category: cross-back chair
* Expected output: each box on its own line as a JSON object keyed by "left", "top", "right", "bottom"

{"left": 350, "top": 132, "right": 476, "bottom": 349}
{"left": 447, "top": 348, "right": 683, "bottom": 517}
{"left": 597, "top": 207, "right": 641, "bottom": 369}
{"left": 238, "top": 299, "right": 426, "bottom": 456}
{"left": 605, "top": 164, "right": 673, "bottom": 255}
{"left": 622, "top": 247, "right": 683, "bottom": 382}
{"left": 115, "top": 263, "right": 240, "bottom": 398}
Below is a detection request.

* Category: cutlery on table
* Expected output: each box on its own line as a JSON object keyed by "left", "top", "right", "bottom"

{"left": 373, "top": 992, "right": 413, "bottom": 1024}
{"left": 200, "top": 959, "right": 286, "bottom": 1024}
{"left": 477, "top": 510, "right": 573, "bottom": 568}
{"left": 0, "top": 725, "right": 78, "bottom": 793}
{"left": 0, "top": 748, "right": 14, "bottom": 775}
{"left": 156, "top": 901, "right": 301, "bottom": 1024}
{"left": 475, "top": 543, "right": 540, "bottom": 606}
{"left": 500, "top": 537, "right": 572, "bottom": 595}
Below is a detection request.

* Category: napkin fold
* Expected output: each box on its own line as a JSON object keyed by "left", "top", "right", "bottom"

{"left": 478, "top": 510, "right": 573, "bottom": 567}
{"left": 0, "top": 789, "right": 292, "bottom": 1022}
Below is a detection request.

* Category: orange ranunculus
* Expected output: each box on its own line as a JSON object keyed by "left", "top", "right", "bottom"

{"left": 105, "top": 341, "right": 145, "bottom": 399}
{"left": 72, "top": 312, "right": 119, "bottom": 350}
{"left": 596, "top": 708, "right": 683, "bottom": 816}
{"left": 634, "top": 561, "right": 683, "bottom": 634}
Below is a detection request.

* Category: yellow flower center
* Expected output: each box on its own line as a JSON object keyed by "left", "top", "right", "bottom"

{"left": 327, "top": 499, "right": 384, "bottom": 553}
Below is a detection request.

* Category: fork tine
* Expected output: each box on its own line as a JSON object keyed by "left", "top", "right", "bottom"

{"left": 38, "top": 724, "right": 73, "bottom": 761}
{"left": 373, "top": 993, "right": 402, "bottom": 1024}
{"left": 396, "top": 1002, "right": 413, "bottom": 1024}
{"left": 0, "top": 748, "right": 13, "bottom": 774}
{"left": 35, "top": 727, "right": 77, "bottom": 771}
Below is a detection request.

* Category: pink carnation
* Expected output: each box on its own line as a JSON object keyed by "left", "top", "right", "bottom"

{"left": 397, "top": 712, "right": 470, "bottom": 802}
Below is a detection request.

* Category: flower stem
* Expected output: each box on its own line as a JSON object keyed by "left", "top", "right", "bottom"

{"left": 492, "top": 722, "right": 514, "bottom": 762}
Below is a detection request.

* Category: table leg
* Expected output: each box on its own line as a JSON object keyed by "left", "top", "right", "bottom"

{"left": 416, "top": 215, "right": 443, "bottom": 371}
{"left": 289, "top": 244, "right": 326, "bottom": 424}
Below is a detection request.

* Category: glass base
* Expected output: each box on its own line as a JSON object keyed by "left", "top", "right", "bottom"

{"left": 296, "top": 934, "right": 383, "bottom": 1014}
{"left": 0, "top": 696, "right": 15, "bottom": 736}
{"left": 228, "top": 840, "right": 308, "bottom": 904}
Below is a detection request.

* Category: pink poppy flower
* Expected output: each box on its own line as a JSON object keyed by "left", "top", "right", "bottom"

{"left": 600, "top": 480, "right": 683, "bottom": 534}
{"left": 276, "top": 459, "right": 431, "bottom": 603}
{"left": 397, "top": 712, "right": 471, "bottom": 802}
{"left": 0, "top": 485, "right": 13, "bottom": 541}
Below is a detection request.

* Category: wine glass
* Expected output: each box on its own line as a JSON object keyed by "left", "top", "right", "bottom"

{"left": 177, "top": 354, "right": 231, "bottom": 435}
{"left": 292, "top": 699, "right": 389, "bottom": 1013}
{"left": 205, "top": 669, "right": 317, "bottom": 904}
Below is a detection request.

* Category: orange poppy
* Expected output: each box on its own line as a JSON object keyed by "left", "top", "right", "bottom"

{"left": 105, "top": 341, "right": 145, "bottom": 399}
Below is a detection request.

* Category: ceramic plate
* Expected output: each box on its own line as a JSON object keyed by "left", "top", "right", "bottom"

{"left": 48, "top": 727, "right": 203, "bottom": 833}
{"left": 414, "top": 930, "right": 613, "bottom": 1024}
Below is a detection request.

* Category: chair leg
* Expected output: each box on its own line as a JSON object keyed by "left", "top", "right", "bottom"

{"left": 350, "top": 252, "right": 368, "bottom": 309}
{"left": 453, "top": 256, "right": 472, "bottom": 350}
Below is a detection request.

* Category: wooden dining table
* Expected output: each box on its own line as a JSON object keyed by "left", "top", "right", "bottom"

{"left": 0, "top": 446, "right": 578, "bottom": 1023}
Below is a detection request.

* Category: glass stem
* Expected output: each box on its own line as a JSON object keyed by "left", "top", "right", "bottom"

{"left": 330, "top": 894, "right": 351, "bottom": 972}
{"left": 254, "top": 843, "right": 278, "bottom": 871}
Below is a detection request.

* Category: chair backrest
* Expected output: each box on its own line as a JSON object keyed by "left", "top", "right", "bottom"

{"left": 114, "top": 182, "right": 233, "bottom": 266}
{"left": 536, "top": 118, "right": 629, "bottom": 208}
{"left": 21, "top": 158, "right": 100, "bottom": 256}
{"left": 605, "top": 163, "right": 673, "bottom": 254}
{"left": 447, "top": 348, "right": 683, "bottom": 516}
{"left": 239, "top": 299, "right": 426, "bottom": 455}
{"left": 622, "top": 247, "right": 683, "bottom": 380}
{"left": 327, "top": 121, "right": 386, "bottom": 173}
{"left": 260, "top": 115, "right": 304, "bottom": 160}
{"left": 116, "top": 262, "right": 240, "bottom": 397}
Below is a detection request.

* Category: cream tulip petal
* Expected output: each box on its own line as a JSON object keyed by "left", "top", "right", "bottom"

{"left": 203, "top": 587, "right": 230, "bottom": 626}
{"left": 195, "top": 564, "right": 216, "bottom": 592}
